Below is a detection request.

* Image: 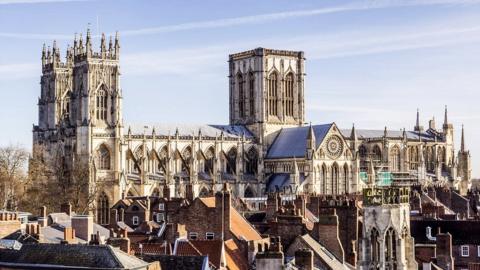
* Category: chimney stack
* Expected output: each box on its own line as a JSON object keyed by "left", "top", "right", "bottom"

{"left": 61, "top": 203, "right": 72, "bottom": 216}
{"left": 63, "top": 227, "right": 76, "bottom": 244}
{"left": 72, "top": 215, "right": 93, "bottom": 242}
{"left": 38, "top": 206, "right": 47, "bottom": 227}
{"left": 295, "top": 248, "right": 314, "bottom": 270}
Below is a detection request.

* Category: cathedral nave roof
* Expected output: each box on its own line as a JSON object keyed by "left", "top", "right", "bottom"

{"left": 340, "top": 129, "right": 437, "bottom": 142}
{"left": 126, "top": 123, "right": 254, "bottom": 139}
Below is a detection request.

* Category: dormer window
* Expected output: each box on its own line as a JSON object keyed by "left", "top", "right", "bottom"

{"left": 132, "top": 216, "right": 139, "bottom": 225}
{"left": 206, "top": 232, "right": 214, "bottom": 240}
{"left": 189, "top": 232, "right": 198, "bottom": 240}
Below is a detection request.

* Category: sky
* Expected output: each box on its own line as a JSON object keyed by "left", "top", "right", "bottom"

{"left": 0, "top": 0, "right": 479, "bottom": 177}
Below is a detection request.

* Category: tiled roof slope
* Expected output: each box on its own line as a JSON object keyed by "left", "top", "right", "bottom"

{"left": 267, "top": 124, "right": 332, "bottom": 159}
{"left": 0, "top": 243, "right": 149, "bottom": 269}
{"left": 199, "top": 197, "right": 262, "bottom": 241}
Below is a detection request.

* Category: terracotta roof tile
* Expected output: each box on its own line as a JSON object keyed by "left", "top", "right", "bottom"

{"left": 190, "top": 240, "right": 223, "bottom": 269}
{"left": 230, "top": 208, "right": 262, "bottom": 241}
{"left": 200, "top": 197, "right": 215, "bottom": 208}
{"left": 225, "top": 239, "right": 248, "bottom": 270}
{"left": 175, "top": 240, "right": 202, "bottom": 257}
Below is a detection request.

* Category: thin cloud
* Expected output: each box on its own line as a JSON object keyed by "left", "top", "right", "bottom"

{"left": 2, "top": 0, "right": 480, "bottom": 39}
{"left": 5, "top": 22, "right": 480, "bottom": 80}
{"left": 0, "top": 0, "right": 91, "bottom": 4}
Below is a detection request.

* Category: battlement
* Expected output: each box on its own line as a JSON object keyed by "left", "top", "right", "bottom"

{"left": 41, "top": 29, "right": 120, "bottom": 73}
{"left": 363, "top": 186, "right": 410, "bottom": 206}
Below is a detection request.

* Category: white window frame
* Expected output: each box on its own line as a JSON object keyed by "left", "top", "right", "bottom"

{"left": 461, "top": 245, "right": 469, "bottom": 257}
{"left": 189, "top": 232, "right": 198, "bottom": 240}
{"left": 206, "top": 232, "right": 214, "bottom": 240}
{"left": 156, "top": 213, "right": 164, "bottom": 223}
{"left": 159, "top": 203, "right": 165, "bottom": 211}
{"left": 132, "top": 216, "right": 139, "bottom": 225}
{"left": 477, "top": 245, "right": 480, "bottom": 257}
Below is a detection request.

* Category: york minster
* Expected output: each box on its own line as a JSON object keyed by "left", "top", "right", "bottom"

{"left": 32, "top": 30, "right": 471, "bottom": 225}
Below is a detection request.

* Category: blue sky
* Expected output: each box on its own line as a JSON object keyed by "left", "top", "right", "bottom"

{"left": 0, "top": 0, "right": 479, "bottom": 177}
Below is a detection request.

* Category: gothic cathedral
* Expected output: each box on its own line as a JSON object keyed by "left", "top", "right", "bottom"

{"left": 33, "top": 31, "right": 472, "bottom": 225}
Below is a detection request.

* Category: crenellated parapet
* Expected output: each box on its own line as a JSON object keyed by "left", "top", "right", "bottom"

{"left": 363, "top": 186, "right": 410, "bottom": 206}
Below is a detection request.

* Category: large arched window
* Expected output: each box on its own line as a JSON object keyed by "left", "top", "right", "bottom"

{"left": 343, "top": 164, "right": 349, "bottom": 194}
{"left": 321, "top": 164, "right": 327, "bottom": 194}
{"left": 409, "top": 146, "right": 419, "bottom": 170}
{"left": 385, "top": 227, "right": 397, "bottom": 264}
{"left": 390, "top": 146, "right": 401, "bottom": 172}
{"left": 237, "top": 74, "right": 245, "bottom": 118}
{"left": 63, "top": 93, "right": 71, "bottom": 120}
{"left": 245, "top": 147, "right": 258, "bottom": 175}
{"left": 97, "top": 193, "right": 109, "bottom": 225}
{"left": 268, "top": 72, "right": 278, "bottom": 116}
{"left": 96, "top": 89, "right": 108, "bottom": 121}
{"left": 249, "top": 72, "right": 255, "bottom": 116}
{"left": 226, "top": 148, "right": 237, "bottom": 174}
{"left": 373, "top": 145, "right": 382, "bottom": 162}
{"left": 244, "top": 186, "right": 255, "bottom": 198}
{"left": 157, "top": 147, "right": 168, "bottom": 175}
{"left": 370, "top": 228, "right": 380, "bottom": 265}
{"left": 284, "top": 73, "right": 294, "bottom": 117}
{"left": 204, "top": 147, "right": 215, "bottom": 174}
{"left": 199, "top": 187, "right": 210, "bottom": 198}
{"left": 181, "top": 147, "right": 192, "bottom": 175}
{"left": 98, "top": 145, "right": 111, "bottom": 170}
{"left": 331, "top": 164, "right": 339, "bottom": 195}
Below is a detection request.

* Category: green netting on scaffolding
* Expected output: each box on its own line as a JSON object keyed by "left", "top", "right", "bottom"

{"left": 359, "top": 171, "right": 392, "bottom": 186}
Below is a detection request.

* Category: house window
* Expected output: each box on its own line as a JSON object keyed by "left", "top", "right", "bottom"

{"left": 478, "top": 245, "right": 480, "bottom": 257}
{"left": 132, "top": 216, "right": 139, "bottom": 225}
{"left": 206, "top": 232, "right": 214, "bottom": 240}
{"left": 189, "top": 232, "right": 198, "bottom": 240}
{"left": 461, "top": 245, "right": 469, "bottom": 257}
{"left": 156, "top": 213, "right": 164, "bottom": 223}
{"left": 158, "top": 203, "right": 165, "bottom": 211}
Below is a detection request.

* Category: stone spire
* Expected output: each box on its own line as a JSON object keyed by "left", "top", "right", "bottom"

{"left": 307, "top": 123, "right": 315, "bottom": 149}
{"left": 461, "top": 124, "right": 465, "bottom": 153}
{"left": 86, "top": 28, "right": 92, "bottom": 57}
{"left": 414, "top": 108, "right": 423, "bottom": 132}
{"left": 306, "top": 124, "right": 315, "bottom": 160}
{"left": 114, "top": 31, "right": 120, "bottom": 60}
{"left": 100, "top": 33, "right": 106, "bottom": 57}
{"left": 41, "top": 43, "right": 46, "bottom": 66}
{"left": 350, "top": 123, "right": 358, "bottom": 154}
{"left": 444, "top": 105, "right": 448, "bottom": 127}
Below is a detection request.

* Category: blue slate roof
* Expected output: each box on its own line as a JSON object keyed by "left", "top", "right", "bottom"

{"left": 266, "top": 124, "right": 333, "bottom": 159}
{"left": 266, "top": 173, "right": 306, "bottom": 192}
{"left": 126, "top": 124, "right": 254, "bottom": 139}
{"left": 339, "top": 129, "right": 437, "bottom": 141}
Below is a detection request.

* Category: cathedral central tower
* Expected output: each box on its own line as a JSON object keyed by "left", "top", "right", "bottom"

{"left": 228, "top": 48, "right": 305, "bottom": 145}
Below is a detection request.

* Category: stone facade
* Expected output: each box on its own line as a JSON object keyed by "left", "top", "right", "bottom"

{"left": 359, "top": 186, "right": 418, "bottom": 270}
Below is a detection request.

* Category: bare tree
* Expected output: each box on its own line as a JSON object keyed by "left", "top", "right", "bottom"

{"left": 0, "top": 144, "right": 28, "bottom": 211}
{"left": 21, "top": 146, "right": 103, "bottom": 215}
